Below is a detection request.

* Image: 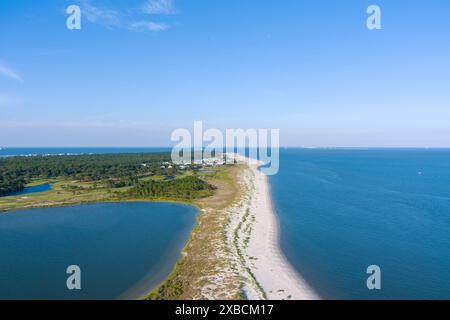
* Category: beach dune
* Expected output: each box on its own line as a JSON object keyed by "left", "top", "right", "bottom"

{"left": 233, "top": 154, "right": 320, "bottom": 300}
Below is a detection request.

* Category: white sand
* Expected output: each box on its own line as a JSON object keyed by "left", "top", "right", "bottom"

{"left": 135, "top": 153, "right": 321, "bottom": 300}
{"left": 232, "top": 154, "right": 320, "bottom": 300}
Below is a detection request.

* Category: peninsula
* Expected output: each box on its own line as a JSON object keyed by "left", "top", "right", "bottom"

{"left": 0, "top": 152, "right": 319, "bottom": 300}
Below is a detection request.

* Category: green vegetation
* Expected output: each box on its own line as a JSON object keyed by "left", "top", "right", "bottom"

{"left": 145, "top": 165, "right": 244, "bottom": 300}
{"left": 0, "top": 153, "right": 223, "bottom": 213}
{"left": 125, "top": 176, "right": 216, "bottom": 200}
{"left": 0, "top": 153, "right": 243, "bottom": 300}
{"left": 233, "top": 208, "right": 267, "bottom": 300}
{"left": 0, "top": 173, "right": 26, "bottom": 196}
{"left": 0, "top": 153, "right": 175, "bottom": 196}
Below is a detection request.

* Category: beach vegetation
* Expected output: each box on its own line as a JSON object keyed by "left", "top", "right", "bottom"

{"left": 0, "top": 153, "right": 174, "bottom": 196}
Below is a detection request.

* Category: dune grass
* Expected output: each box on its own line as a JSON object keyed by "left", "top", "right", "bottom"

{"left": 144, "top": 165, "right": 245, "bottom": 300}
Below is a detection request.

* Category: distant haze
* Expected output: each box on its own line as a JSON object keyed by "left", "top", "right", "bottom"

{"left": 1, "top": 1, "right": 449, "bottom": 147}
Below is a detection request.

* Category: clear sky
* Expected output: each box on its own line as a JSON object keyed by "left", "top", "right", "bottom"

{"left": 0, "top": 0, "right": 449, "bottom": 147}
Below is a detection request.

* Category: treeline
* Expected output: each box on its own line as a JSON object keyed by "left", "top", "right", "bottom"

{"left": 0, "top": 153, "right": 174, "bottom": 196}
{"left": 0, "top": 173, "right": 26, "bottom": 196}
{"left": 126, "top": 176, "right": 215, "bottom": 200}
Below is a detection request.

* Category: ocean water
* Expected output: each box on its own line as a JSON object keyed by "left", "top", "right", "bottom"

{"left": 3, "top": 147, "right": 450, "bottom": 299}
{"left": 0, "top": 202, "right": 197, "bottom": 300}
{"left": 269, "top": 148, "right": 450, "bottom": 299}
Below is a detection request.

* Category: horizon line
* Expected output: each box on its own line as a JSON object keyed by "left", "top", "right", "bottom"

{"left": 2, "top": 146, "right": 450, "bottom": 149}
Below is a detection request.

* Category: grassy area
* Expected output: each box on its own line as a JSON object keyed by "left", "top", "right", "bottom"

{"left": 0, "top": 179, "right": 129, "bottom": 212}
{"left": 0, "top": 167, "right": 217, "bottom": 213}
{"left": 138, "top": 171, "right": 194, "bottom": 182}
{"left": 145, "top": 165, "right": 245, "bottom": 300}
{"left": 26, "top": 179, "right": 51, "bottom": 187}
{"left": 0, "top": 164, "right": 246, "bottom": 300}
{"left": 232, "top": 208, "right": 266, "bottom": 299}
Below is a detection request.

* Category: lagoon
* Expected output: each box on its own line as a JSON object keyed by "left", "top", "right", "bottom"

{"left": 0, "top": 202, "right": 197, "bottom": 300}
{"left": 2, "top": 183, "right": 52, "bottom": 197}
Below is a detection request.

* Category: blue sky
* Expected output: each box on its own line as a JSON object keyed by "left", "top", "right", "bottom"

{"left": 0, "top": 0, "right": 449, "bottom": 147}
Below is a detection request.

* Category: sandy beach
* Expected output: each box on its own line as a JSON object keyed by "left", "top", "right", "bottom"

{"left": 142, "top": 154, "right": 320, "bottom": 300}
{"left": 230, "top": 154, "right": 320, "bottom": 300}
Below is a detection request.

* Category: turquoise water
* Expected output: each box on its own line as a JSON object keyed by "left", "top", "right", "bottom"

{"left": 2, "top": 183, "right": 52, "bottom": 197}
{"left": 0, "top": 202, "right": 197, "bottom": 300}
{"left": 269, "top": 149, "right": 450, "bottom": 299}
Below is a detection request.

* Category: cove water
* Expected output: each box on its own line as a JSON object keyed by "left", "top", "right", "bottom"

{"left": 0, "top": 202, "right": 197, "bottom": 300}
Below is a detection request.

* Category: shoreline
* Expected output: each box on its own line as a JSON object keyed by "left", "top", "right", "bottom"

{"left": 1, "top": 156, "right": 320, "bottom": 300}
{"left": 1, "top": 164, "right": 245, "bottom": 300}
{"left": 144, "top": 164, "right": 246, "bottom": 300}
{"left": 144, "top": 156, "right": 320, "bottom": 300}
{"left": 119, "top": 204, "right": 199, "bottom": 300}
{"left": 233, "top": 155, "right": 320, "bottom": 300}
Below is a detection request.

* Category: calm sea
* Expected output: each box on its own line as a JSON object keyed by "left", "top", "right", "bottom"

{"left": 270, "top": 148, "right": 450, "bottom": 299}
{"left": 2, "top": 147, "right": 449, "bottom": 299}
